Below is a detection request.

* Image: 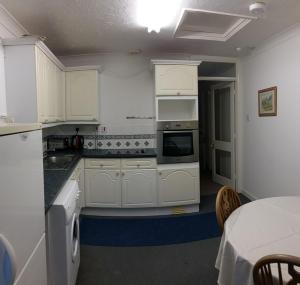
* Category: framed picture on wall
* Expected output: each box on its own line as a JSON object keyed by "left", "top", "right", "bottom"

{"left": 258, "top": 86, "right": 277, "bottom": 116}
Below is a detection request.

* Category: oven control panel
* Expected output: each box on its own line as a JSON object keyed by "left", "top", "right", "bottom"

{"left": 157, "top": 120, "right": 198, "bottom": 130}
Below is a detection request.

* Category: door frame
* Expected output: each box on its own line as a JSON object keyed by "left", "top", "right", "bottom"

{"left": 210, "top": 81, "right": 235, "bottom": 187}
{"left": 198, "top": 76, "right": 238, "bottom": 191}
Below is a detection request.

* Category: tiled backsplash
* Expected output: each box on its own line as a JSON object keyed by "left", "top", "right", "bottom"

{"left": 45, "top": 134, "right": 156, "bottom": 150}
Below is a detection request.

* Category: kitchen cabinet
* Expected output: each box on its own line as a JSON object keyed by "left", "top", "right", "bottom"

{"left": 36, "top": 47, "right": 65, "bottom": 123}
{"left": 154, "top": 64, "right": 199, "bottom": 96}
{"left": 85, "top": 169, "right": 122, "bottom": 207}
{"left": 85, "top": 158, "right": 157, "bottom": 208}
{"left": 157, "top": 163, "right": 200, "bottom": 206}
{"left": 66, "top": 69, "right": 99, "bottom": 121}
{"left": 122, "top": 169, "right": 157, "bottom": 207}
{"left": 4, "top": 37, "right": 65, "bottom": 124}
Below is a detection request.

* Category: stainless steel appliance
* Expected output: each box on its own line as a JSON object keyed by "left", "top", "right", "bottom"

{"left": 157, "top": 120, "right": 199, "bottom": 164}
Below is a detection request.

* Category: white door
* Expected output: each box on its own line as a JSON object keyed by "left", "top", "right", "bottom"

{"left": 158, "top": 166, "right": 200, "bottom": 206}
{"left": 211, "top": 82, "right": 235, "bottom": 187}
{"left": 85, "top": 169, "right": 121, "bottom": 207}
{"left": 122, "top": 169, "right": 157, "bottom": 207}
{"left": 14, "top": 235, "right": 47, "bottom": 285}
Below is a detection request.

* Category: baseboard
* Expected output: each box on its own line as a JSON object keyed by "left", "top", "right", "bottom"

{"left": 240, "top": 189, "right": 258, "bottom": 201}
{"left": 81, "top": 204, "right": 200, "bottom": 217}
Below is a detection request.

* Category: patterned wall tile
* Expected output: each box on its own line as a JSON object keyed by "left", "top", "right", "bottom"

{"left": 84, "top": 139, "right": 96, "bottom": 150}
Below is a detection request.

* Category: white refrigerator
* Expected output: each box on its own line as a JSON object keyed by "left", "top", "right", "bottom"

{"left": 0, "top": 127, "right": 47, "bottom": 285}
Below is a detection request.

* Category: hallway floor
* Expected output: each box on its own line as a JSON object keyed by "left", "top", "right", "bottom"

{"left": 200, "top": 171, "right": 222, "bottom": 196}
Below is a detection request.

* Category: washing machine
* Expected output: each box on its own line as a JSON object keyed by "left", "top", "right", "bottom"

{"left": 46, "top": 180, "right": 81, "bottom": 285}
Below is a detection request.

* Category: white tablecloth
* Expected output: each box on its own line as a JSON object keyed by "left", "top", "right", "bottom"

{"left": 215, "top": 197, "right": 300, "bottom": 285}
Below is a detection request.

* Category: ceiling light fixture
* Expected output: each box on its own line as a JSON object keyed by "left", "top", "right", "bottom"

{"left": 249, "top": 2, "right": 266, "bottom": 17}
{"left": 136, "top": 0, "right": 182, "bottom": 33}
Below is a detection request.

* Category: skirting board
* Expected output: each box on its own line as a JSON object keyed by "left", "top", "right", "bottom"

{"left": 240, "top": 189, "right": 258, "bottom": 201}
{"left": 81, "top": 204, "right": 199, "bottom": 217}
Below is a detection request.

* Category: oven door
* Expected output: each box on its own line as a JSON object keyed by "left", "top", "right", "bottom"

{"left": 157, "top": 130, "right": 199, "bottom": 164}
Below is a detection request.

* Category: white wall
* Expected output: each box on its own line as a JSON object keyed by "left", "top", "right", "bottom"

{"left": 0, "top": 44, "right": 6, "bottom": 116}
{"left": 240, "top": 23, "right": 300, "bottom": 199}
{"left": 60, "top": 53, "right": 156, "bottom": 135}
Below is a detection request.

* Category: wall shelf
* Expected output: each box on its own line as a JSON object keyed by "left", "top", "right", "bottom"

{"left": 156, "top": 96, "right": 198, "bottom": 121}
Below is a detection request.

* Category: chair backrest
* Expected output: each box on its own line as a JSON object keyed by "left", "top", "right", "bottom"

{"left": 253, "top": 254, "right": 300, "bottom": 285}
{"left": 215, "top": 186, "right": 241, "bottom": 231}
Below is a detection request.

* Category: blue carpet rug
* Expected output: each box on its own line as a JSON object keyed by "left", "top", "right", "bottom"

{"left": 80, "top": 212, "right": 221, "bottom": 246}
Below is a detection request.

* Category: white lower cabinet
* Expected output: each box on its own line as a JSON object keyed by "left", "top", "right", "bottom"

{"left": 84, "top": 159, "right": 200, "bottom": 209}
{"left": 122, "top": 169, "right": 157, "bottom": 207}
{"left": 85, "top": 169, "right": 122, "bottom": 207}
{"left": 158, "top": 164, "right": 200, "bottom": 206}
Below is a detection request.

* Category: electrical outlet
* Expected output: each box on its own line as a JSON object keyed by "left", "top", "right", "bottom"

{"left": 100, "top": 125, "right": 108, "bottom": 134}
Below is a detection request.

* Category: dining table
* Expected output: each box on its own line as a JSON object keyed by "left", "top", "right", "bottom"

{"left": 215, "top": 196, "right": 300, "bottom": 285}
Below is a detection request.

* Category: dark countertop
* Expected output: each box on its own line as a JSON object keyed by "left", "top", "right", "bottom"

{"left": 44, "top": 148, "right": 157, "bottom": 213}
{"left": 82, "top": 148, "right": 157, "bottom": 158}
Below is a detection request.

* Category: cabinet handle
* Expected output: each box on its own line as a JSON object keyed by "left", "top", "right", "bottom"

{"left": 121, "top": 172, "right": 125, "bottom": 176}
{"left": 159, "top": 172, "right": 162, "bottom": 175}
{"left": 116, "top": 172, "right": 119, "bottom": 177}
{"left": 177, "top": 92, "right": 180, "bottom": 95}
{"left": 100, "top": 164, "right": 103, "bottom": 167}
{"left": 137, "top": 164, "right": 140, "bottom": 168}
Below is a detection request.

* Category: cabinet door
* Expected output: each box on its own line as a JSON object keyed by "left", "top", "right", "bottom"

{"left": 122, "top": 169, "right": 157, "bottom": 208}
{"left": 158, "top": 167, "right": 200, "bottom": 206}
{"left": 35, "top": 48, "right": 48, "bottom": 123}
{"left": 85, "top": 169, "right": 121, "bottom": 207}
{"left": 66, "top": 70, "right": 98, "bottom": 121}
{"left": 56, "top": 68, "right": 65, "bottom": 122}
{"left": 45, "top": 57, "right": 57, "bottom": 122}
{"left": 155, "top": 65, "right": 198, "bottom": 95}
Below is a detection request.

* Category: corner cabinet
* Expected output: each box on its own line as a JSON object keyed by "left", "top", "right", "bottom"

{"left": 85, "top": 169, "right": 122, "bottom": 208}
{"left": 4, "top": 38, "right": 65, "bottom": 124}
{"left": 153, "top": 61, "right": 201, "bottom": 96}
{"left": 157, "top": 163, "right": 200, "bottom": 206}
{"left": 65, "top": 68, "right": 99, "bottom": 122}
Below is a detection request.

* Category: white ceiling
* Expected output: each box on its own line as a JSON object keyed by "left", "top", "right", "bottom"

{"left": 0, "top": 0, "right": 300, "bottom": 57}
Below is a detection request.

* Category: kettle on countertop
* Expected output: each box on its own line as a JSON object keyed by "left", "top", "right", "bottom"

{"left": 71, "top": 128, "right": 84, "bottom": 150}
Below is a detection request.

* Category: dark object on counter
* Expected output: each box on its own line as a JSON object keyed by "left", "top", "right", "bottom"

{"left": 71, "top": 128, "right": 84, "bottom": 149}
{"left": 47, "top": 137, "right": 69, "bottom": 151}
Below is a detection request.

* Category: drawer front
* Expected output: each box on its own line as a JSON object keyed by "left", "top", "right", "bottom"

{"left": 121, "top": 158, "right": 157, "bottom": 169}
{"left": 85, "top": 159, "right": 121, "bottom": 169}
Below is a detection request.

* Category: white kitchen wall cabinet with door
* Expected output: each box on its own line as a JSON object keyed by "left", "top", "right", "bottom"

{"left": 152, "top": 60, "right": 201, "bottom": 96}
{"left": 157, "top": 163, "right": 200, "bottom": 206}
{"left": 84, "top": 158, "right": 157, "bottom": 208}
{"left": 65, "top": 66, "right": 100, "bottom": 122}
{"left": 4, "top": 37, "right": 65, "bottom": 124}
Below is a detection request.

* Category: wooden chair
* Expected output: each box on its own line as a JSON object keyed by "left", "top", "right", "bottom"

{"left": 253, "top": 254, "right": 300, "bottom": 285}
{"left": 215, "top": 186, "right": 241, "bottom": 231}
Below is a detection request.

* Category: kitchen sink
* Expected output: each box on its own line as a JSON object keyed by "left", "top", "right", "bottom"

{"left": 44, "top": 154, "right": 76, "bottom": 170}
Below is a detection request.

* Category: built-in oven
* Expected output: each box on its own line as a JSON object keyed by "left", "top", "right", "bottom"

{"left": 157, "top": 121, "right": 199, "bottom": 164}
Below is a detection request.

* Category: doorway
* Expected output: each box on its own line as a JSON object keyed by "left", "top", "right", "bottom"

{"left": 198, "top": 80, "right": 235, "bottom": 196}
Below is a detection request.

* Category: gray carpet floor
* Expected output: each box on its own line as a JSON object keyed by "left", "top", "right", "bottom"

{"left": 76, "top": 238, "right": 221, "bottom": 285}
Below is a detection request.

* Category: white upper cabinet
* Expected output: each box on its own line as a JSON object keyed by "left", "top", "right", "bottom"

{"left": 36, "top": 48, "right": 65, "bottom": 123}
{"left": 66, "top": 69, "right": 99, "bottom": 121}
{"left": 155, "top": 64, "right": 199, "bottom": 96}
{"left": 4, "top": 38, "right": 65, "bottom": 124}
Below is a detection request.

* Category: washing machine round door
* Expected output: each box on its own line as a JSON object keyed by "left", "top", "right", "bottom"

{"left": 71, "top": 213, "right": 79, "bottom": 263}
